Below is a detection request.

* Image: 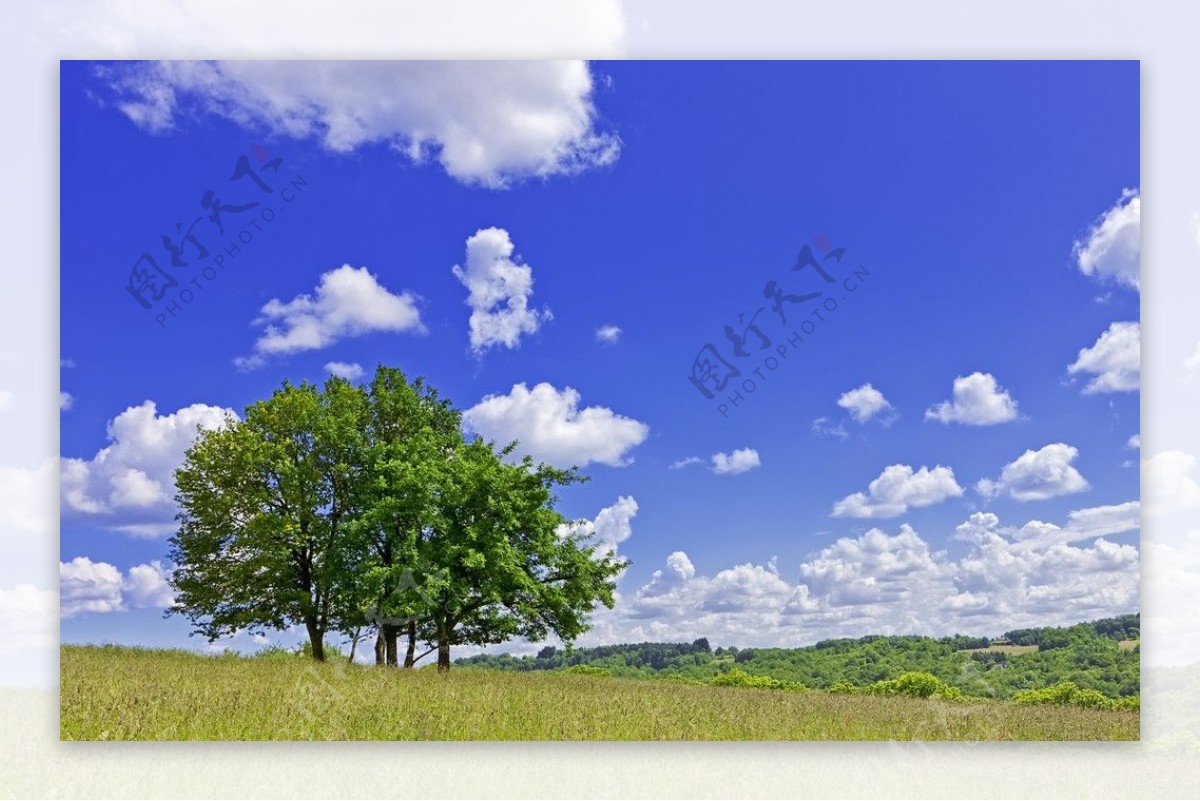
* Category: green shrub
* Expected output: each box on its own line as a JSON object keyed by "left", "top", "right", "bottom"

{"left": 867, "top": 672, "right": 962, "bottom": 700}
{"left": 711, "top": 667, "right": 806, "bottom": 691}
{"left": 828, "top": 681, "right": 858, "bottom": 694}
{"left": 1013, "top": 681, "right": 1128, "bottom": 711}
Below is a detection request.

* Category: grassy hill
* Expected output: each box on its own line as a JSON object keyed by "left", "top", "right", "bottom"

{"left": 60, "top": 645, "right": 1137, "bottom": 741}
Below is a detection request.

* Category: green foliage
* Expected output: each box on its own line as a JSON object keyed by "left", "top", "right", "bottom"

{"left": 456, "top": 614, "right": 1140, "bottom": 702}
{"left": 168, "top": 366, "right": 626, "bottom": 668}
{"left": 867, "top": 672, "right": 962, "bottom": 700}
{"left": 711, "top": 667, "right": 806, "bottom": 691}
{"left": 1013, "top": 681, "right": 1139, "bottom": 711}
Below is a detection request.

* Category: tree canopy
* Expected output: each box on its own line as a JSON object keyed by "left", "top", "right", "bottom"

{"left": 168, "top": 366, "right": 627, "bottom": 668}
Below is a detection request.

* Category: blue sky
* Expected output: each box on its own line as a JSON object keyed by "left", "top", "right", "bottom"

{"left": 59, "top": 60, "right": 1140, "bottom": 654}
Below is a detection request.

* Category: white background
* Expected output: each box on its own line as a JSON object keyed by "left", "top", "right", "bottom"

{"left": 2, "top": 1, "right": 1197, "bottom": 796}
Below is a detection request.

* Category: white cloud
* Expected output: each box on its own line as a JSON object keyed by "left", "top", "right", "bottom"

{"left": 1062, "top": 501, "right": 1141, "bottom": 541}
{"left": 669, "top": 456, "right": 703, "bottom": 470}
{"left": 1067, "top": 321, "right": 1140, "bottom": 394}
{"left": 837, "top": 383, "right": 896, "bottom": 424}
{"left": 1072, "top": 189, "right": 1140, "bottom": 291}
{"left": 462, "top": 382, "right": 648, "bottom": 468}
{"left": 557, "top": 496, "right": 638, "bottom": 561}
{"left": 811, "top": 417, "right": 848, "bottom": 440}
{"left": 103, "top": 61, "right": 619, "bottom": 188}
{"left": 122, "top": 561, "right": 175, "bottom": 609}
{"left": 573, "top": 508, "right": 1137, "bottom": 649}
{"left": 595, "top": 325, "right": 622, "bottom": 344}
{"left": 1127, "top": 433, "right": 1141, "bottom": 450}
{"left": 60, "top": 391, "right": 73, "bottom": 411}
{"left": 976, "top": 443, "right": 1090, "bottom": 502}
{"left": 237, "top": 265, "right": 423, "bottom": 370}
{"left": 59, "top": 557, "right": 124, "bottom": 617}
{"left": 1144, "top": 450, "right": 1200, "bottom": 516}
{"left": 925, "top": 372, "right": 1018, "bottom": 425}
{"left": 452, "top": 228, "right": 550, "bottom": 355}
{"left": 324, "top": 361, "right": 364, "bottom": 380}
{"left": 711, "top": 448, "right": 761, "bottom": 475}
{"left": 832, "top": 464, "right": 964, "bottom": 518}
{"left": 60, "top": 401, "right": 236, "bottom": 536}
{"left": 59, "top": 557, "right": 175, "bottom": 618}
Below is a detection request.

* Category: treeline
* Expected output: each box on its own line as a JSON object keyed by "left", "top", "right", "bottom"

{"left": 167, "top": 366, "right": 624, "bottom": 669}
{"left": 457, "top": 614, "right": 1140, "bottom": 699}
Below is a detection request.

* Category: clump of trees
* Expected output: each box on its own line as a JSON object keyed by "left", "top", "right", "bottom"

{"left": 167, "top": 366, "right": 626, "bottom": 670}
{"left": 456, "top": 614, "right": 1141, "bottom": 700}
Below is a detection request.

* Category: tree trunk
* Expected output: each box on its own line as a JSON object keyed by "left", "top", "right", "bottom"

{"left": 437, "top": 622, "right": 451, "bottom": 671}
{"left": 403, "top": 621, "right": 417, "bottom": 668}
{"left": 384, "top": 624, "right": 399, "bottom": 667}
{"left": 305, "top": 619, "right": 326, "bottom": 661}
{"left": 374, "top": 631, "right": 385, "bottom": 665}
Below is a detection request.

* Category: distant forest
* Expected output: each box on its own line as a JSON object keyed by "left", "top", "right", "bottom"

{"left": 457, "top": 613, "right": 1141, "bottom": 699}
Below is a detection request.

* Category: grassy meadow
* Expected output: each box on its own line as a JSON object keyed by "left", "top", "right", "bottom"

{"left": 60, "top": 645, "right": 1138, "bottom": 741}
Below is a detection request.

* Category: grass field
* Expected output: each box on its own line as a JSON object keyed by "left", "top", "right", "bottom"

{"left": 60, "top": 646, "right": 1138, "bottom": 741}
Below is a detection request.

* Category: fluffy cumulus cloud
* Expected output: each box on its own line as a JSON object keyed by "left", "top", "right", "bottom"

{"left": 59, "top": 557, "right": 175, "bottom": 618}
{"left": 60, "top": 401, "right": 236, "bottom": 536}
{"left": 925, "top": 372, "right": 1018, "bottom": 425}
{"left": 711, "top": 448, "right": 761, "bottom": 475}
{"left": 452, "top": 228, "right": 550, "bottom": 355}
{"left": 557, "top": 496, "right": 638, "bottom": 562}
{"left": 594, "top": 325, "right": 622, "bottom": 344}
{"left": 832, "top": 464, "right": 964, "bottom": 518}
{"left": 1072, "top": 189, "right": 1140, "bottom": 291}
{"left": 1067, "top": 321, "right": 1140, "bottom": 393}
{"left": 976, "top": 443, "right": 1090, "bottom": 502}
{"left": 60, "top": 391, "right": 73, "bottom": 411}
{"left": 837, "top": 383, "right": 896, "bottom": 424}
{"left": 462, "top": 382, "right": 648, "bottom": 468}
{"left": 576, "top": 507, "right": 1138, "bottom": 648}
{"left": 103, "top": 61, "right": 619, "bottom": 188}
{"left": 324, "top": 361, "right": 364, "bottom": 380}
{"left": 236, "top": 265, "right": 423, "bottom": 370}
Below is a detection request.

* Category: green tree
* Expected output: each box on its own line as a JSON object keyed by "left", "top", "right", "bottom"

{"left": 416, "top": 439, "right": 627, "bottom": 670}
{"left": 348, "top": 366, "right": 462, "bottom": 667}
{"left": 168, "top": 378, "right": 368, "bottom": 661}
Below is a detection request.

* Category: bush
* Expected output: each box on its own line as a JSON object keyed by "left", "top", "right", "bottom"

{"left": 711, "top": 667, "right": 805, "bottom": 691}
{"left": 867, "top": 672, "right": 962, "bottom": 700}
{"left": 1012, "top": 681, "right": 1127, "bottom": 711}
{"left": 827, "top": 681, "right": 858, "bottom": 694}
{"left": 562, "top": 664, "right": 611, "bottom": 677}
